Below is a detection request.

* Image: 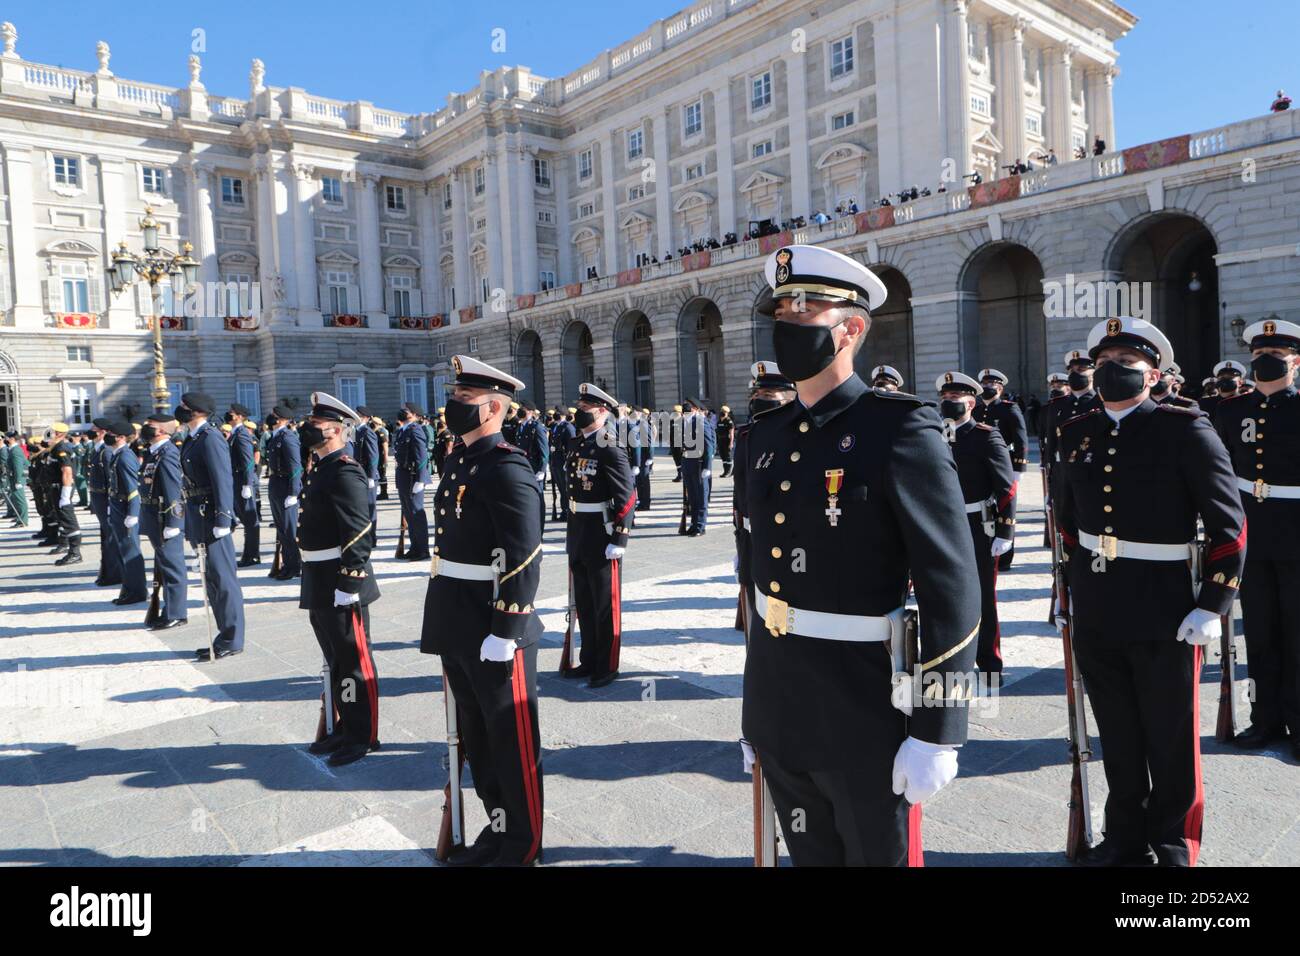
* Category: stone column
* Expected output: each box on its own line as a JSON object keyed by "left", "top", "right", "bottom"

{"left": 290, "top": 160, "right": 320, "bottom": 325}
{"left": 714, "top": 82, "right": 735, "bottom": 240}
{"left": 97, "top": 155, "right": 135, "bottom": 330}
{"left": 252, "top": 153, "right": 284, "bottom": 325}
{"left": 271, "top": 155, "right": 300, "bottom": 322}
{"left": 553, "top": 154, "right": 573, "bottom": 285}
{"left": 1101, "top": 65, "right": 1116, "bottom": 148}
{"left": 184, "top": 157, "right": 219, "bottom": 287}
{"left": 1047, "top": 43, "right": 1075, "bottom": 157}
{"left": 418, "top": 182, "right": 443, "bottom": 317}
{"left": 451, "top": 167, "right": 471, "bottom": 317}
{"left": 944, "top": 0, "right": 972, "bottom": 176}
{"left": 652, "top": 106, "right": 673, "bottom": 258}
{"left": 517, "top": 145, "right": 539, "bottom": 294}
{"left": 870, "top": 10, "right": 903, "bottom": 199}
{"left": 485, "top": 148, "right": 506, "bottom": 300}
{"left": 356, "top": 172, "right": 385, "bottom": 324}
{"left": 785, "top": 53, "right": 811, "bottom": 219}
{"left": 600, "top": 132, "right": 619, "bottom": 276}
{"left": 994, "top": 16, "right": 1029, "bottom": 169}
{"left": 3, "top": 145, "right": 42, "bottom": 328}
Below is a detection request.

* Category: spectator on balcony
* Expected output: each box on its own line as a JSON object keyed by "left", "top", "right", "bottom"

{"left": 1075, "top": 144, "right": 1088, "bottom": 159}
{"left": 846, "top": 201, "right": 859, "bottom": 214}
{"left": 1273, "top": 89, "right": 1292, "bottom": 112}
{"left": 967, "top": 170, "right": 983, "bottom": 185}
{"left": 812, "top": 209, "right": 831, "bottom": 225}
{"left": 1045, "top": 148, "right": 1059, "bottom": 166}
{"left": 879, "top": 195, "right": 891, "bottom": 207}
{"left": 1093, "top": 135, "right": 1106, "bottom": 156}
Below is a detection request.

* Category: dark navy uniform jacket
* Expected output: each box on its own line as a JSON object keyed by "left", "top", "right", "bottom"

{"left": 1044, "top": 389, "right": 1103, "bottom": 466}
{"left": 88, "top": 441, "right": 109, "bottom": 494}
{"left": 515, "top": 418, "right": 550, "bottom": 475}
{"left": 394, "top": 422, "right": 431, "bottom": 483}
{"left": 565, "top": 425, "right": 636, "bottom": 558}
{"left": 1214, "top": 385, "right": 1300, "bottom": 561}
{"left": 1057, "top": 400, "right": 1246, "bottom": 643}
{"left": 141, "top": 440, "right": 185, "bottom": 538}
{"left": 972, "top": 398, "right": 1029, "bottom": 471}
{"left": 549, "top": 420, "right": 576, "bottom": 467}
{"left": 420, "top": 434, "right": 543, "bottom": 655}
{"left": 297, "top": 448, "right": 379, "bottom": 610}
{"left": 181, "top": 420, "right": 237, "bottom": 540}
{"left": 739, "top": 375, "right": 981, "bottom": 763}
{"left": 627, "top": 417, "right": 655, "bottom": 468}
{"left": 107, "top": 445, "right": 141, "bottom": 520}
{"left": 733, "top": 421, "right": 755, "bottom": 589}
{"left": 266, "top": 427, "right": 303, "bottom": 495}
{"left": 948, "top": 419, "right": 1017, "bottom": 538}
{"left": 353, "top": 422, "right": 380, "bottom": 483}
{"left": 229, "top": 424, "right": 258, "bottom": 498}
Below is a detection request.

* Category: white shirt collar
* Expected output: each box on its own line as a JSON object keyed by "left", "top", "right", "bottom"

{"left": 149, "top": 438, "right": 169, "bottom": 452}
{"left": 1105, "top": 404, "right": 1139, "bottom": 423}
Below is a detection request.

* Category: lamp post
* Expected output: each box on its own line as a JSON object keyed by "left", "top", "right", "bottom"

{"left": 108, "top": 207, "right": 199, "bottom": 414}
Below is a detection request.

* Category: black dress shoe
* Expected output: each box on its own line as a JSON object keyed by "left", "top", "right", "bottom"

{"left": 55, "top": 552, "right": 83, "bottom": 566}
{"left": 308, "top": 732, "right": 347, "bottom": 756}
{"left": 148, "top": 618, "right": 187, "bottom": 631}
{"left": 195, "top": 646, "right": 243, "bottom": 661}
{"left": 443, "top": 838, "right": 502, "bottom": 867}
{"left": 237, "top": 557, "right": 261, "bottom": 567}
{"left": 587, "top": 671, "right": 619, "bottom": 689}
{"left": 562, "top": 664, "right": 594, "bottom": 679}
{"left": 113, "top": 595, "right": 146, "bottom": 606}
{"left": 48, "top": 544, "right": 68, "bottom": 554}
{"left": 1232, "top": 725, "right": 1285, "bottom": 750}
{"left": 1076, "top": 839, "right": 1157, "bottom": 867}
{"left": 328, "top": 741, "right": 379, "bottom": 767}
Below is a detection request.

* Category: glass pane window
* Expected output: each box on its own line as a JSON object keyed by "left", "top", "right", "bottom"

{"left": 831, "top": 36, "right": 854, "bottom": 79}
{"left": 627, "top": 128, "right": 643, "bottom": 161}
{"left": 336, "top": 377, "right": 364, "bottom": 409}
{"left": 578, "top": 150, "right": 593, "bottom": 180}
{"left": 221, "top": 176, "right": 244, "bottom": 205}
{"left": 533, "top": 158, "right": 550, "bottom": 187}
{"left": 66, "top": 384, "right": 93, "bottom": 425}
{"left": 386, "top": 185, "right": 407, "bottom": 211}
{"left": 402, "top": 376, "right": 427, "bottom": 409}
{"left": 236, "top": 382, "right": 262, "bottom": 421}
{"left": 321, "top": 176, "right": 343, "bottom": 203}
{"left": 54, "top": 155, "right": 80, "bottom": 186}
{"left": 63, "top": 277, "right": 89, "bottom": 313}
{"left": 142, "top": 166, "right": 166, "bottom": 194}
{"left": 751, "top": 73, "right": 771, "bottom": 111}
{"left": 684, "top": 101, "right": 702, "bottom": 137}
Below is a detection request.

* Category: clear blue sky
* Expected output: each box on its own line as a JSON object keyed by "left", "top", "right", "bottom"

{"left": 4, "top": 0, "right": 1294, "bottom": 145}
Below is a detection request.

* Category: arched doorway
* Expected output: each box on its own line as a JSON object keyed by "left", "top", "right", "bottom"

{"left": 0, "top": 351, "right": 19, "bottom": 433}
{"left": 959, "top": 243, "right": 1047, "bottom": 399}
{"left": 677, "top": 297, "right": 724, "bottom": 405}
{"left": 514, "top": 329, "right": 545, "bottom": 404}
{"left": 854, "top": 267, "right": 915, "bottom": 390}
{"left": 615, "top": 311, "right": 655, "bottom": 409}
{"left": 560, "top": 320, "right": 594, "bottom": 405}
{"left": 1109, "top": 213, "right": 1219, "bottom": 384}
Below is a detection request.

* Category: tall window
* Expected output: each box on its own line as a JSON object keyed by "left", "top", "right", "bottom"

{"left": 223, "top": 273, "right": 253, "bottom": 317}
{"left": 443, "top": 182, "right": 453, "bottom": 209}
{"left": 830, "top": 35, "right": 855, "bottom": 79}
{"left": 142, "top": 166, "right": 166, "bottom": 194}
{"left": 325, "top": 270, "right": 351, "bottom": 315}
{"left": 751, "top": 72, "right": 772, "bottom": 111}
{"left": 402, "top": 375, "right": 427, "bottom": 410}
{"left": 468, "top": 335, "right": 479, "bottom": 352}
{"left": 321, "top": 176, "right": 343, "bottom": 203}
{"left": 221, "top": 176, "right": 244, "bottom": 205}
{"left": 626, "top": 128, "right": 644, "bottom": 161}
{"left": 390, "top": 275, "right": 413, "bottom": 317}
{"left": 236, "top": 382, "right": 262, "bottom": 421}
{"left": 578, "top": 148, "right": 593, "bottom": 180}
{"left": 684, "top": 101, "right": 702, "bottom": 138}
{"left": 386, "top": 184, "right": 407, "bottom": 212}
{"left": 474, "top": 166, "right": 486, "bottom": 196}
{"left": 336, "top": 376, "right": 365, "bottom": 409}
{"left": 61, "top": 264, "right": 89, "bottom": 313}
{"left": 539, "top": 270, "right": 556, "bottom": 291}
{"left": 533, "top": 158, "right": 551, "bottom": 187}
{"left": 65, "top": 384, "right": 94, "bottom": 425}
{"left": 53, "top": 155, "right": 80, "bottom": 187}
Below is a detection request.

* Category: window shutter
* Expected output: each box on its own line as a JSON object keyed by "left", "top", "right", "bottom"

{"left": 318, "top": 283, "right": 331, "bottom": 314}
{"left": 347, "top": 282, "right": 359, "bottom": 314}
{"left": 135, "top": 281, "right": 153, "bottom": 317}
{"left": 45, "top": 277, "right": 63, "bottom": 314}
{"left": 87, "top": 275, "right": 105, "bottom": 314}
{"left": 410, "top": 288, "right": 422, "bottom": 316}
{"left": 384, "top": 285, "right": 394, "bottom": 316}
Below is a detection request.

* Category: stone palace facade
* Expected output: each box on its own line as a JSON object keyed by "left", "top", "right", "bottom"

{"left": 1, "top": 0, "right": 1299, "bottom": 433}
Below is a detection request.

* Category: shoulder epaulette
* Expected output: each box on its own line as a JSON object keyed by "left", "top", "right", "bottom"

{"left": 870, "top": 387, "right": 925, "bottom": 404}
{"left": 1061, "top": 407, "right": 1102, "bottom": 430}
{"left": 1048, "top": 394, "right": 1071, "bottom": 405}
{"left": 1156, "top": 403, "right": 1200, "bottom": 417}
{"left": 339, "top": 454, "right": 355, "bottom": 463}
{"left": 975, "top": 422, "right": 996, "bottom": 431}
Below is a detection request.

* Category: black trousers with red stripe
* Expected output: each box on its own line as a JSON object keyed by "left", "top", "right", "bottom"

{"left": 571, "top": 555, "right": 621, "bottom": 676}
{"left": 758, "top": 755, "right": 922, "bottom": 866}
{"left": 1238, "top": 557, "right": 1300, "bottom": 737}
{"left": 442, "top": 644, "right": 543, "bottom": 865}
{"left": 969, "top": 516, "right": 1002, "bottom": 673}
{"left": 308, "top": 604, "right": 379, "bottom": 746}
{"left": 1072, "top": 630, "right": 1203, "bottom": 866}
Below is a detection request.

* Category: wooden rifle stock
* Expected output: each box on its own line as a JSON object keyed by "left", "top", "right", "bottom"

{"left": 394, "top": 513, "right": 407, "bottom": 560}
{"left": 752, "top": 754, "right": 778, "bottom": 866}
{"left": 678, "top": 484, "right": 688, "bottom": 534}
{"left": 1215, "top": 607, "right": 1242, "bottom": 742}
{"left": 144, "top": 559, "right": 163, "bottom": 626}
{"left": 435, "top": 667, "right": 466, "bottom": 861}
{"left": 559, "top": 569, "right": 577, "bottom": 674}
{"left": 1052, "top": 524, "right": 1094, "bottom": 860}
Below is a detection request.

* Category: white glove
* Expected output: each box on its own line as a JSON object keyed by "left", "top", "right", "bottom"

{"left": 535, "top": 471, "right": 545, "bottom": 481}
{"left": 632, "top": 467, "right": 640, "bottom": 476}
{"left": 212, "top": 526, "right": 231, "bottom": 539}
{"left": 604, "top": 544, "right": 625, "bottom": 561}
{"left": 891, "top": 737, "right": 959, "bottom": 805}
{"left": 241, "top": 484, "right": 253, "bottom": 500}
{"left": 59, "top": 486, "right": 73, "bottom": 507}
{"left": 163, "top": 527, "right": 181, "bottom": 540}
{"left": 334, "top": 589, "right": 360, "bottom": 607}
{"left": 412, "top": 483, "right": 425, "bottom": 495}
{"left": 368, "top": 478, "right": 376, "bottom": 489}
{"left": 990, "top": 537, "right": 1013, "bottom": 558}
{"left": 740, "top": 738, "right": 756, "bottom": 775}
{"left": 1177, "top": 607, "right": 1221, "bottom": 646}
{"left": 124, "top": 515, "right": 139, "bottom": 529}
{"left": 284, "top": 496, "right": 298, "bottom": 508}
{"left": 479, "top": 634, "right": 516, "bottom": 662}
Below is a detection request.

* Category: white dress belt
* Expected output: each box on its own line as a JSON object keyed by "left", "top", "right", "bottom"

{"left": 753, "top": 588, "right": 896, "bottom": 642}
{"left": 430, "top": 557, "right": 497, "bottom": 581}
{"left": 301, "top": 547, "right": 341, "bottom": 561}
{"left": 1237, "top": 476, "right": 1300, "bottom": 500}
{"left": 572, "top": 502, "right": 607, "bottom": 513}
{"left": 964, "top": 497, "right": 993, "bottom": 515}
{"left": 1077, "top": 530, "right": 1193, "bottom": 562}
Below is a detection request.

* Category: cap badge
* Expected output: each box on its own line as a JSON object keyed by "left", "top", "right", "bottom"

{"left": 774, "top": 248, "right": 792, "bottom": 285}
{"left": 756, "top": 362, "right": 767, "bottom": 376}
{"left": 944, "top": 372, "right": 954, "bottom": 384}
{"left": 452, "top": 356, "right": 463, "bottom": 374}
{"left": 838, "top": 434, "right": 854, "bottom": 452}
{"left": 1264, "top": 320, "right": 1277, "bottom": 336}
{"left": 1106, "top": 319, "right": 1122, "bottom": 336}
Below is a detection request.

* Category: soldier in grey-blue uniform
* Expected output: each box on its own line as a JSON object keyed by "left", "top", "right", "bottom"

{"left": 393, "top": 402, "right": 431, "bottom": 561}
{"left": 180, "top": 392, "right": 246, "bottom": 661}
{"left": 139, "top": 413, "right": 188, "bottom": 629}
{"left": 514, "top": 402, "right": 549, "bottom": 536}
{"left": 227, "top": 403, "right": 261, "bottom": 568}
{"left": 353, "top": 404, "right": 381, "bottom": 545}
{"left": 104, "top": 418, "right": 147, "bottom": 605}
{"left": 266, "top": 405, "right": 303, "bottom": 579}
{"left": 681, "top": 397, "right": 715, "bottom": 536}
{"left": 88, "top": 419, "right": 123, "bottom": 588}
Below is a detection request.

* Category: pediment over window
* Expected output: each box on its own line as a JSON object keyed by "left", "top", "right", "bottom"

{"left": 815, "top": 143, "right": 869, "bottom": 169}
{"left": 42, "top": 238, "right": 98, "bottom": 257}
{"left": 317, "top": 249, "right": 360, "bottom": 265}
{"left": 738, "top": 171, "right": 784, "bottom": 193}
{"left": 673, "top": 190, "right": 713, "bottom": 213}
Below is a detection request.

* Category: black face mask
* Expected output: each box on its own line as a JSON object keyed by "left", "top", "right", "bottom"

{"left": 1217, "top": 379, "right": 1239, "bottom": 393}
{"left": 981, "top": 385, "right": 999, "bottom": 400}
{"left": 1150, "top": 380, "right": 1170, "bottom": 398}
{"left": 749, "top": 397, "right": 784, "bottom": 417}
{"left": 1094, "top": 362, "right": 1149, "bottom": 402}
{"left": 175, "top": 406, "right": 194, "bottom": 424}
{"left": 1049, "top": 388, "right": 1066, "bottom": 399}
{"left": 1251, "top": 353, "right": 1291, "bottom": 383}
{"left": 223, "top": 412, "right": 235, "bottom": 424}
{"left": 444, "top": 398, "right": 485, "bottom": 437}
{"left": 1067, "top": 371, "right": 1091, "bottom": 391}
{"left": 940, "top": 399, "right": 969, "bottom": 421}
{"left": 574, "top": 409, "right": 597, "bottom": 430}
{"left": 772, "top": 318, "right": 847, "bottom": 382}
{"left": 140, "top": 425, "right": 158, "bottom": 443}
{"left": 298, "top": 424, "right": 326, "bottom": 450}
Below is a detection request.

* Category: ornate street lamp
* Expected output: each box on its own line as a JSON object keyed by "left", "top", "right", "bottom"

{"left": 108, "top": 206, "right": 199, "bottom": 413}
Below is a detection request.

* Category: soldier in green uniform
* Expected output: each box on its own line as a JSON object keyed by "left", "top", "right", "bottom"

{"left": 73, "top": 432, "right": 90, "bottom": 507}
